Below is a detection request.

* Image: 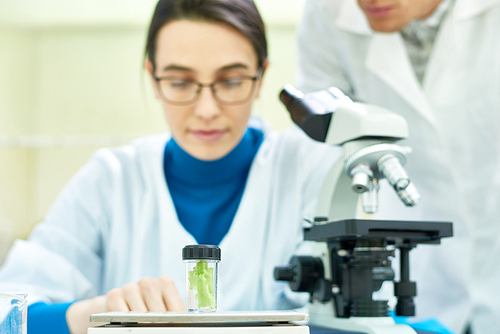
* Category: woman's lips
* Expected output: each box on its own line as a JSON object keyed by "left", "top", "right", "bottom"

{"left": 190, "top": 129, "right": 226, "bottom": 142}
{"left": 364, "top": 5, "right": 394, "bottom": 18}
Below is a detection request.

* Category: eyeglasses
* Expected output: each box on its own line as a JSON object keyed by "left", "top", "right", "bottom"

{"left": 153, "top": 71, "right": 262, "bottom": 106}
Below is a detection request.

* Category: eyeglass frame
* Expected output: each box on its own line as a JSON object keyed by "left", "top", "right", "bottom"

{"left": 153, "top": 69, "right": 263, "bottom": 106}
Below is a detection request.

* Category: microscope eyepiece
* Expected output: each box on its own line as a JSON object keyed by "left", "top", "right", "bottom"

{"left": 279, "top": 84, "right": 304, "bottom": 108}
{"left": 278, "top": 85, "right": 347, "bottom": 142}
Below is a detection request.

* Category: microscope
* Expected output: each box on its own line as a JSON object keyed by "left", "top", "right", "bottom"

{"left": 274, "top": 85, "right": 453, "bottom": 334}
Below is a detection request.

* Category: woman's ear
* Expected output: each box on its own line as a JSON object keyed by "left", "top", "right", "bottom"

{"left": 144, "top": 58, "right": 160, "bottom": 100}
{"left": 261, "top": 59, "right": 269, "bottom": 76}
{"left": 254, "top": 59, "right": 270, "bottom": 98}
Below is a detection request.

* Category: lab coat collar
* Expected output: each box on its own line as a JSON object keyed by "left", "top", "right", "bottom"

{"left": 454, "top": 0, "right": 500, "bottom": 20}
{"left": 335, "top": 0, "right": 500, "bottom": 35}
{"left": 335, "top": 0, "right": 372, "bottom": 36}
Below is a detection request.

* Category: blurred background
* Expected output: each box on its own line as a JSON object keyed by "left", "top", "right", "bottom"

{"left": 0, "top": 0, "right": 306, "bottom": 264}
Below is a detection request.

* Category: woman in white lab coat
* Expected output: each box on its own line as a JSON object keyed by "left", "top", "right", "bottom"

{"left": 296, "top": 0, "right": 500, "bottom": 333}
{"left": 0, "top": 0, "right": 339, "bottom": 333}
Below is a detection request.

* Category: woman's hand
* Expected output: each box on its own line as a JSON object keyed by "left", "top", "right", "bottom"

{"left": 105, "top": 276, "right": 185, "bottom": 312}
{"left": 66, "top": 276, "right": 185, "bottom": 334}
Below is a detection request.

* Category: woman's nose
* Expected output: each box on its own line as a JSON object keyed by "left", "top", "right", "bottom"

{"left": 193, "top": 87, "right": 221, "bottom": 120}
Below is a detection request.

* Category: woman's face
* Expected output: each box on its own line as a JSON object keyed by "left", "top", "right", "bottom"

{"left": 356, "top": 0, "right": 443, "bottom": 32}
{"left": 148, "top": 20, "right": 265, "bottom": 161}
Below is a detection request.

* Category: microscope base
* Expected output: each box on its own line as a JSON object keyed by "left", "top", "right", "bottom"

{"left": 309, "top": 315, "right": 417, "bottom": 334}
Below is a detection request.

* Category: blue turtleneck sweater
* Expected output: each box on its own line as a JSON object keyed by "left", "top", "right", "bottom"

{"left": 164, "top": 127, "right": 264, "bottom": 245}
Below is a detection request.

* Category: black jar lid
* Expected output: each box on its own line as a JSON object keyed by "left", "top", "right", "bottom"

{"left": 182, "top": 244, "right": 221, "bottom": 261}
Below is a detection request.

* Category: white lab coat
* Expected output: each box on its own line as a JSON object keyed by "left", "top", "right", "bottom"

{"left": 297, "top": 0, "right": 500, "bottom": 333}
{"left": 0, "top": 126, "right": 340, "bottom": 311}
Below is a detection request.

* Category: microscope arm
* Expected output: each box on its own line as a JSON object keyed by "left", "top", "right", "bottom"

{"left": 315, "top": 159, "right": 358, "bottom": 221}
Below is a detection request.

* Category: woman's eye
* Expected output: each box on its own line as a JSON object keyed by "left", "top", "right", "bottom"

{"left": 168, "top": 80, "right": 192, "bottom": 88}
{"left": 220, "top": 78, "right": 243, "bottom": 88}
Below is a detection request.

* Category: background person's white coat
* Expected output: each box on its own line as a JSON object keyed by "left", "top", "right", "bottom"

{"left": 297, "top": 0, "right": 500, "bottom": 333}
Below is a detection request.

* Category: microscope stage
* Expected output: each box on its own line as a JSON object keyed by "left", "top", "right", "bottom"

{"left": 304, "top": 219, "right": 453, "bottom": 245}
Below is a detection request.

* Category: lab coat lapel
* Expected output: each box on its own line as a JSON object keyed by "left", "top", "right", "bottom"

{"left": 422, "top": 3, "right": 457, "bottom": 97}
{"left": 423, "top": 0, "right": 500, "bottom": 104}
{"left": 365, "top": 33, "right": 439, "bottom": 128}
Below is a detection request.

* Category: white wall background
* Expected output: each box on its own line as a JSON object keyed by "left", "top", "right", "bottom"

{"left": 0, "top": 0, "right": 306, "bottom": 263}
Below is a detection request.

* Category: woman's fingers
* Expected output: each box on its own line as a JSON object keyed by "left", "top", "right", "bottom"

{"left": 158, "top": 276, "right": 186, "bottom": 311}
{"left": 138, "top": 277, "right": 168, "bottom": 312}
{"left": 105, "top": 276, "right": 186, "bottom": 312}
{"left": 122, "top": 282, "right": 149, "bottom": 312}
{"left": 105, "top": 288, "right": 130, "bottom": 312}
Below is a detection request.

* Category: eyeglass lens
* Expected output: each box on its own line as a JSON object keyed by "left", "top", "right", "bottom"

{"left": 157, "top": 77, "right": 256, "bottom": 105}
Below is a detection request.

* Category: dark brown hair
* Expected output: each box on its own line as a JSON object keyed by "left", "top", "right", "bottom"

{"left": 145, "top": 0, "right": 267, "bottom": 74}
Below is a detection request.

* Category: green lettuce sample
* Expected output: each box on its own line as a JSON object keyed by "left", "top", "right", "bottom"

{"left": 188, "top": 260, "right": 215, "bottom": 309}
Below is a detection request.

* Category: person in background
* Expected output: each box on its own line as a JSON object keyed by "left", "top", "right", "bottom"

{"left": 296, "top": 0, "right": 500, "bottom": 333}
{"left": 0, "top": 0, "right": 340, "bottom": 333}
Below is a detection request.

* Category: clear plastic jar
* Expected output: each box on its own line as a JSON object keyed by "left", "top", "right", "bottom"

{"left": 182, "top": 245, "right": 221, "bottom": 312}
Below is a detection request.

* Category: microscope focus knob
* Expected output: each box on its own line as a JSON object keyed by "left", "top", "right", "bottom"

{"left": 274, "top": 256, "right": 324, "bottom": 293}
{"left": 274, "top": 266, "right": 295, "bottom": 281}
